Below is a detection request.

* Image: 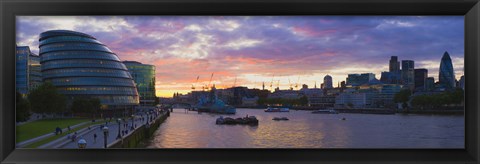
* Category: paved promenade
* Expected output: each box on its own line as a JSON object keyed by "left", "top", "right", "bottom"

{"left": 41, "top": 111, "right": 163, "bottom": 149}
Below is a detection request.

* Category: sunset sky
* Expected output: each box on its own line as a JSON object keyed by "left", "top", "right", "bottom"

{"left": 16, "top": 16, "right": 464, "bottom": 97}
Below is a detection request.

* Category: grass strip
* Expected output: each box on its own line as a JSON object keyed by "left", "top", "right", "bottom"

{"left": 24, "top": 120, "right": 108, "bottom": 148}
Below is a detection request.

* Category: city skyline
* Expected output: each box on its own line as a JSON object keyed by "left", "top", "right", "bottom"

{"left": 16, "top": 16, "right": 464, "bottom": 97}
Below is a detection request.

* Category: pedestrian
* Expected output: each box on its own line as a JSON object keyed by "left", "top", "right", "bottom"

{"left": 71, "top": 134, "right": 76, "bottom": 142}
{"left": 88, "top": 126, "right": 91, "bottom": 130}
{"left": 67, "top": 125, "right": 71, "bottom": 131}
{"left": 93, "top": 133, "right": 97, "bottom": 143}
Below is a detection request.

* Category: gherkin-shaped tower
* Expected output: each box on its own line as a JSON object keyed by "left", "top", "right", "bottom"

{"left": 39, "top": 30, "right": 139, "bottom": 108}
{"left": 439, "top": 51, "right": 455, "bottom": 89}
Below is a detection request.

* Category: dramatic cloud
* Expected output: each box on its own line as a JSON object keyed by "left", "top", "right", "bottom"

{"left": 16, "top": 16, "right": 464, "bottom": 97}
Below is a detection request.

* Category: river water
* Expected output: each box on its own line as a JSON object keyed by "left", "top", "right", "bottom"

{"left": 146, "top": 108, "right": 464, "bottom": 148}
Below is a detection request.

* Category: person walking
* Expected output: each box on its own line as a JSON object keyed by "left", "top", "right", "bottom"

{"left": 93, "top": 133, "right": 97, "bottom": 143}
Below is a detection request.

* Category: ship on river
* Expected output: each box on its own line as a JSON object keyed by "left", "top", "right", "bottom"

{"left": 195, "top": 85, "right": 236, "bottom": 114}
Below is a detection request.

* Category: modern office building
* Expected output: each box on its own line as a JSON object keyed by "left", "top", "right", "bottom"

{"left": 39, "top": 30, "right": 139, "bottom": 110}
{"left": 16, "top": 46, "right": 31, "bottom": 95}
{"left": 380, "top": 71, "right": 401, "bottom": 84}
{"left": 425, "top": 77, "right": 435, "bottom": 91}
{"left": 389, "top": 56, "right": 400, "bottom": 73}
{"left": 29, "top": 53, "right": 42, "bottom": 90}
{"left": 346, "top": 73, "right": 375, "bottom": 86}
{"left": 414, "top": 68, "right": 428, "bottom": 91}
{"left": 439, "top": 51, "right": 456, "bottom": 89}
{"left": 459, "top": 75, "right": 465, "bottom": 90}
{"left": 122, "top": 61, "right": 156, "bottom": 106}
{"left": 401, "top": 60, "right": 415, "bottom": 89}
{"left": 323, "top": 75, "right": 333, "bottom": 89}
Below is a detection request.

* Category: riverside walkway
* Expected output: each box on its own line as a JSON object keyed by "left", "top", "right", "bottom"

{"left": 40, "top": 110, "right": 166, "bottom": 149}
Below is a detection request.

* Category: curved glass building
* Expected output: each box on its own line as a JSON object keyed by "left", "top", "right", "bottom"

{"left": 39, "top": 30, "right": 139, "bottom": 109}
{"left": 439, "top": 51, "right": 455, "bottom": 89}
{"left": 122, "top": 61, "right": 156, "bottom": 106}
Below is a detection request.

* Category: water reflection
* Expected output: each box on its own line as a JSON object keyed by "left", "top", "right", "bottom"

{"left": 147, "top": 108, "right": 464, "bottom": 148}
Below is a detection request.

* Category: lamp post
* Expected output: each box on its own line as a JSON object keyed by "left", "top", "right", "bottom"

{"left": 77, "top": 139, "right": 87, "bottom": 149}
{"left": 102, "top": 126, "right": 109, "bottom": 148}
{"left": 130, "top": 114, "right": 135, "bottom": 130}
{"left": 116, "top": 118, "right": 122, "bottom": 140}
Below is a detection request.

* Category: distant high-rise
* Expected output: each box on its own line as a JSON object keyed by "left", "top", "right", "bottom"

{"left": 323, "top": 75, "right": 333, "bottom": 89}
{"left": 401, "top": 60, "right": 415, "bottom": 89}
{"left": 29, "top": 53, "right": 42, "bottom": 91}
{"left": 389, "top": 56, "right": 400, "bottom": 73}
{"left": 16, "top": 46, "right": 31, "bottom": 95}
{"left": 459, "top": 75, "right": 465, "bottom": 90}
{"left": 425, "top": 77, "right": 435, "bottom": 91}
{"left": 414, "top": 69, "right": 428, "bottom": 91}
{"left": 439, "top": 51, "right": 456, "bottom": 89}
{"left": 346, "top": 73, "right": 375, "bottom": 86}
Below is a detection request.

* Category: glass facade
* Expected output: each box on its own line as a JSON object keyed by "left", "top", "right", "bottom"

{"left": 39, "top": 30, "right": 139, "bottom": 107}
{"left": 346, "top": 73, "right": 375, "bottom": 86}
{"left": 122, "top": 61, "right": 156, "bottom": 106}
{"left": 414, "top": 68, "right": 428, "bottom": 91}
{"left": 16, "top": 46, "right": 30, "bottom": 95}
{"left": 29, "top": 54, "right": 42, "bottom": 91}
{"left": 401, "top": 60, "right": 415, "bottom": 89}
{"left": 439, "top": 51, "right": 456, "bottom": 89}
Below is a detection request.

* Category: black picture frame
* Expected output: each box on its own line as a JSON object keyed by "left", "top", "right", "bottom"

{"left": 1, "top": 0, "right": 479, "bottom": 163}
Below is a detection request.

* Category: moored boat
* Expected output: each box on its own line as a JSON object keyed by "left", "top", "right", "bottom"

{"left": 215, "top": 116, "right": 258, "bottom": 125}
{"left": 312, "top": 109, "right": 339, "bottom": 114}
{"left": 264, "top": 107, "right": 289, "bottom": 112}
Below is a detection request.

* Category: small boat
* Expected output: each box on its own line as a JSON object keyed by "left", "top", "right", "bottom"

{"left": 272, "top": 117, "right": 289, "bottom": 121}
{"left": 216, "top": 116, "right": 258, "bottom": 125}
{"left": 216, "top": 116, "right": 225, "bottom": 124}
{"left": 264, "top": 107, "right": 289, "bottom": 112}
{"left": 312, "top": 109, "right": 339, "bottom": 114}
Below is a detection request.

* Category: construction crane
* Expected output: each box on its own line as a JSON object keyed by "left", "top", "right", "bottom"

{"left": 206, "top": 73, "right": 214, "bottom": 90}
{"left": 270, "top": 74, "right": 275, "bottom": 91}
{"left": 295, "top": 76, "right": 300, "bottom": 89}
{"left": 233, "top": 76, "right": 237, "bottom": 87}
{"left": 288, "top": 78, "right": 293, "bottom": 90}
{"left": 191, "top": 75, "right": 199, "bottom": 90}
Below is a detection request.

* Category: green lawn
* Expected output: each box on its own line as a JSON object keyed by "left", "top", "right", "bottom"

{"left": 24, "top": 120, "right": 107, "bottom": 148}
{"left": 16, "top": 118, "right": 89, "bottom": 143}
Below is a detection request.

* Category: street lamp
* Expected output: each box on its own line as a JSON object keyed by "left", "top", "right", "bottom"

{"left": 102, "top": 126, "right": 109, "bottom": 148}
{"left": 77, "top": 138, "right": 87, "bottom": 149}
{"left": 130, "top": 114, "right": 135, "bottom": 130}
{"left": 116, "top": 118, "right": 122, "bottom": 140}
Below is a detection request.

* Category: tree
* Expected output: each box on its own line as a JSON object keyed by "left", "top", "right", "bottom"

{"left": 299, "top": 95, "right": 308, "bottom": 106}
{"left": 28, "top": 82, "right": 67, "bottom": 116}
{"left": 394, "top": 89, "right": 411, "bottom": 109}
{"left": 71, "top": 97, "right": 101, "bottom": 118}
{"left": 16, "top": 92, "right": 31, "bottom": 122}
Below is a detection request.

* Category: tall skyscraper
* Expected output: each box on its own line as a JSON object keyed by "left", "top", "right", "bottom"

{"left": 16, "top": 45, "right": 31, "bottom": 95}
{"left": 439, "top": 51, "right": 456, "bottom": 89}
{"left": 401, "top": 60, "right": 415, "bottom": 89}
{"left": 40, "top": 30, "right": 139, "bottom": 110}
{"left": 323, "top": 75, "right": 333, "bottom": 89}
{"left": 414, "top": 69, "right": 428, "bottom": 91}
{"left": 389, "top": 56, "right": 400, "bottom": 73}
{"left": 123, "top": 61, "right": 157, "bottom": 106}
